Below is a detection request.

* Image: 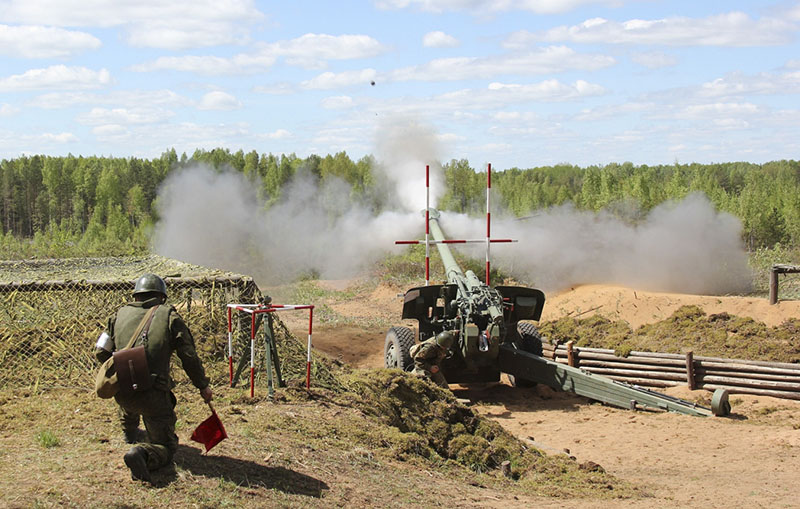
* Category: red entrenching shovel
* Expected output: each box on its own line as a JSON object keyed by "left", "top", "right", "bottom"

{"left": 191, "top": 402, "right": 227, "bottom": 453}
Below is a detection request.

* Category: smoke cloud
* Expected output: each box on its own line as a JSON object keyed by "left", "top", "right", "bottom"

{"left": 442, "top": 192, "right": 752, "bottom": 295}
{"left": 153, "top": 118, "right": 752, "bottom": 295}
{"left": 153, "top": 117, "right": 441, "bottom": 285}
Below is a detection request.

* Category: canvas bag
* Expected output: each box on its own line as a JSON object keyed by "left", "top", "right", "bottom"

{"left": 94, "top": 305, "right": 158, "bottom": 398}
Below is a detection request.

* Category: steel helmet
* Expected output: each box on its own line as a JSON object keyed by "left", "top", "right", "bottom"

{"left": 133, "top": 273, "right": 167, "bottom": 298}
{"left": 435, "top": 330, "right": 457, "bottom": 349}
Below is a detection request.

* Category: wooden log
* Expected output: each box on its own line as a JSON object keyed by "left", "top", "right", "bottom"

{"left": 554, "top": 351, "right": 687, "bottom": 367}
{"left": 697, "top": 361, "right": 800, "bottom": 376}
{"left": 567, "top": 341, "right": 576, "bottom": 367}
{"left": 686, "top": 351, "right": 696, "bottom": 390}
{"left": 770, "top": 266, "right": 778, "bottom": 305}
{"left": 582, "top": 367, "right": 687, "bottom": 381}
{"left": 697, "top": 374, "right": 800, "bottom": 391}
{"left": 696, "top": 368, "right": 800, "bottom": 384}
{"left": 594, "top": 375, "right": 679, "bottom": 388}
{"left": 578, "top": 359, "right": 686, "bottom": 373}
{"left": 694, "top": 355, "right": 800, "bottom": 370}
{"left": 699, "top": 383, "right": 800, "bottom": 401}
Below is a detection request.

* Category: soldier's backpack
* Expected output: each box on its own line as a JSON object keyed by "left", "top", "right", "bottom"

{"left": 94, "top": 305, "right": 158, "bottom": 398}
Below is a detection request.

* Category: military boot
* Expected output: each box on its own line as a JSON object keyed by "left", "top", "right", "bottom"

{"left": 124, "top": 428, "right": 146, "bottom": 444}
{"left": 124, "top": 446, "right": 152, "bottom": 484}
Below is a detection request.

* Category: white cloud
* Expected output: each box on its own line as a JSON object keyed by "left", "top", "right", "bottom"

{"left": 631, "top": 51, "right": 678, "bottom": 69}
{"left": 41, "top": 132, "right": 78, "bottom": 143}
{"left": 198, "top": 91, "right": 242, "bottom": 111}
{"left": 273, "top": 33, "right": 387, "bottom": 68}
{"left": 388, "top": 45, "right": 614, "bottom": 82}
{"left": 132, "top": 34, "right": 386, "bottom": 75}
{"left": 696, "top": 71, "right": 800, "bottom": 98}
{"left": 131, "top": 54, "right": 277, "bottom": 76}
{"left": 375, "top": 0, "right": 624, "bottom": 15}
{"left": 0, "top": 65, "right": 111, "bottom": 92}
{"left": 0, "top": 103, "right": 21, "bottom": 116}
{"left": 575, "top": 102, "right": 655, "bottom": 121}
{"left": 0, "top": 0, "right": 263, "bottom": 50}
{"left": 252, "top": 83, "right": 295, "bottom": 95}
{"left": 509, "top": 12, "right": 795, "bottom": 47}
{"left": 321, "top": 95, "right": 355, "bottom": 109}
{"left": 423, "top": 30, "right": 459, "bottom": 48}
{"left": 92, "top": 124, "right": 128, "bottom": 137}
{"left": 0, "top": 24, "right": 101, "bottom": 58}
{"left": 28, "top": 90, "right": 190, "bottom": 111}
{"left": 260, "top": 129, "right": 292, "bottom": 140}
{"left": 302, "top": 69, "right": 378, "bottom": 89}
{"left": 369, "top": 79, "right": 606, "bottom": 117}
{"left": 76, "top": 107, "right": 175, "bottom": 125}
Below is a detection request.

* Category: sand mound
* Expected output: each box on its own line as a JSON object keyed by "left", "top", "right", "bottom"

{"left": 541, "top": 284, "right": 800, "bottom": 328}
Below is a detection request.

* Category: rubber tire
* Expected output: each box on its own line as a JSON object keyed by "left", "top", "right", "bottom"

{"left": 508, "top": 322, "right": 544, "bottom": 388}
{"left": 384, "top": 326, "right": 415, "bottom": 371}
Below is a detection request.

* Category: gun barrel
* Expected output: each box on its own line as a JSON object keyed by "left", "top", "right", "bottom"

{"left": 427, "top": 209, "right": 465, "bottom": 286}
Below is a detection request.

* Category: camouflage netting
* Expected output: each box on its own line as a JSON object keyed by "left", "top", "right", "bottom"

{"left": 0, "top": 256, "right": 339, "bottom": 391}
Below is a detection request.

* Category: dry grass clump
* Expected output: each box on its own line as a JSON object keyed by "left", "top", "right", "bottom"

{"left": 335, "top": 369, "right": 634, "bottom": 498}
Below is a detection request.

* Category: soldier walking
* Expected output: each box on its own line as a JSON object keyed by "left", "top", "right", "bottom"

{"left": 95, "top": 274, "right": 212, "bottom": 484}
{"left": 410, "top": 330, "right": 457, "bottom": 388}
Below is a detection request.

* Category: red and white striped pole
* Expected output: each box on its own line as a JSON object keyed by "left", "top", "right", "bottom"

{"left": 250, "top": 312, "right": 256, "bottom": 398}
{"left": 227, "top": 306, "right": 233, "bottom": 386}
{"left": 486, "top": 163, "right": 492, "bottom": 286}
{"left": 425, "top": 164, "right": 430, "bottom": 286}
{"left": 306, "top": 307, "right": 314, "bottom": 389}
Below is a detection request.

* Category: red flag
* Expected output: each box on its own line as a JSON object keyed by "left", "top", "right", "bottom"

{"left": 191, "top": 405, "right": 227, "bottom": 452}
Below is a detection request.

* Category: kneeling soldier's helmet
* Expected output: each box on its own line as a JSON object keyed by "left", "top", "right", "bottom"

{"left": 435, "top": 330, "right": 457, "bottom": 349}
{"left": 133, "top": 273, "right": 167, "bottom": 298}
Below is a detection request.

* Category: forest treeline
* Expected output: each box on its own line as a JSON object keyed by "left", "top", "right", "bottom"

{"left": 1, "top": 148, "right": 798, "bottom": 258}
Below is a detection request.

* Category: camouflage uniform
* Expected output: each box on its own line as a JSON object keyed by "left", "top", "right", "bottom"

{"left": 411, "top": 336, "right": 450, "bottom": 388}
{"left": 96, "top": 297, "right": 209, "bottom": 472}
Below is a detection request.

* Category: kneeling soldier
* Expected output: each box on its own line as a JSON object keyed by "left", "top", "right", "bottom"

{"left": 95, "top": 273, "right": 212, "bottom": 484}
{"left": 410, "top": 330, "right": 457, "bottom": 388}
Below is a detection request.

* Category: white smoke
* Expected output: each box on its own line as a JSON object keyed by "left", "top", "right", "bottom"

{"left": 153, "top": 116, "right": 752, "bottom": 295}
{"left": 441, "top": 192, "right": 752, "bottom": 295}
{"left": 153, "top": 117, "right": 441, "bottom": 285}
{"left": 373, "top": 116, "right": 444, "bottom": 212}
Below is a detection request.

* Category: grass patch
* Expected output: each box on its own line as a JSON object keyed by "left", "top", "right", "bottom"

{"left": 36, "top": 430, "right": 60, "bottom": 448}
{"left": 539, "top": 305, "right": 800, "bottom": 363}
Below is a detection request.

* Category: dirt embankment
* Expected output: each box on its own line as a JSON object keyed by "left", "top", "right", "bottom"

{"left": 542, "top": 284, "right": 800, "bottom": 328}
{"left": 286, "top": 282, "right": 800, "bottom": 509}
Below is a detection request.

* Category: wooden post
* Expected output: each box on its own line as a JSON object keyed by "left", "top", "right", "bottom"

{"left": 769, "top": 266, "right": 778, "bottom": 305}
{"left": 566, "top": 341, "right": 576, "bottom": 367}
{"left": 685, "top": 351, "right": 696, "bottom": 390}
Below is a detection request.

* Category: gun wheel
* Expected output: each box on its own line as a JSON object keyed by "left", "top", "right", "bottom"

{"left": 508, "top": 322, "right": 544, "bottom": 388}
{"left": 384, "top": 326, "right": 415, "bottom": 371}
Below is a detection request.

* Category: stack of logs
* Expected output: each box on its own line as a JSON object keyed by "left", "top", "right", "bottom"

{"left": 541, "top": 342, "right": 800, "bottom": 401}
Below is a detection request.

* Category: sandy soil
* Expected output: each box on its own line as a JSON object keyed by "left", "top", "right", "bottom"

{"left": 542, "top": 284, "right": 800, "bottom": 328}
{"left": 286, "top": 283, "right": 800, "bottom": 508}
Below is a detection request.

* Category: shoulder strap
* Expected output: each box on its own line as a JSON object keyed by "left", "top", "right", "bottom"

{"left": 122, "top": 305, "right": 160, "bottom": 350}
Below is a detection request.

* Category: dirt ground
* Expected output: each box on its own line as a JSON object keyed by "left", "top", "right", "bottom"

{"left": 285, "top": 283, "right": 800, "bottom": 509}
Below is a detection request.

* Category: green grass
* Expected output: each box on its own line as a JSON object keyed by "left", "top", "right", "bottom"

{"left": 35, "top": 430, "right": 60, "bottom": 448}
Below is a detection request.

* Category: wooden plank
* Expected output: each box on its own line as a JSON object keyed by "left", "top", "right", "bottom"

{"left": 699, "top": 383, "right": 800, "bottom": 401}
{"left": 582, "top": 367, "right": 687, "bottom": 381}
{"left": 697, "top": 374, "right": 800, "bottom": 391}
{"left": 697, "top": 360, "right": 800, "bottom": 376}
{"left": 686, "top": 351, "right": 696, "bottom": 390}
{"left": 578, "top": 359, "right": 686, "bottom": 373}
{"left": 696, "top": 368, "right": 800, "bottom": 384}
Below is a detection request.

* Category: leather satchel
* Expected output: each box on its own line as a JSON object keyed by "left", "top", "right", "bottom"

{"left": 114, "top": 345, "right": 152, "bottom": 394}
{"left": 94, "top": 305, "right": 159, "bottom": 398}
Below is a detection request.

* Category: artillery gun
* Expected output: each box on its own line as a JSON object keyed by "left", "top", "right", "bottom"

{"left": 385, "top": 164, "right": 730, "bottom": 417}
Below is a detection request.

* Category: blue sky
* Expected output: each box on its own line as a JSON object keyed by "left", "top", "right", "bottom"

{"left": 1, "top": 0, "right": 799, "bottom": 169}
